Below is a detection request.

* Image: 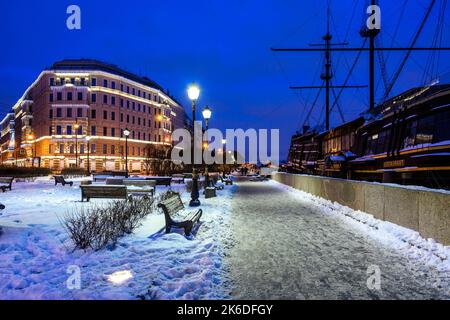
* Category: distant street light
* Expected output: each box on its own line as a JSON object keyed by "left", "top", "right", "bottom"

{"left": 188, "top": 83, "right": 201, "bottom": 207}
{"left": 74, "top": 123, "right": 80, "bottom": 167}
{"left": 86, "top": 136, "right": 91, "bottom": 175}
{"left": 28, "top": 134, "right": 35, "bottom": 167}
{"left": 123, "top": 128, "right": 130, "bottom": 178}
{"left": 202, "top": 106, "right": 212, "bottom": 188}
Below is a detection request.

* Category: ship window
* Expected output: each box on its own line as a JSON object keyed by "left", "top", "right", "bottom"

{"left": 432, "top": 110, "right": 450, "bottom": 144}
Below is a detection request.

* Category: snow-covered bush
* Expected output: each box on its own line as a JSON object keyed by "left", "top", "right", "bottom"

{"left": 62, "top": 197, "right": 155, "bottom": 250}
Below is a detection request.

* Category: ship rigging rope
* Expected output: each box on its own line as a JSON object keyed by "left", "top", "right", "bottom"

{"left": 382, "top": 0, "right": 437, "bottom": 101}
{"left": 421, "top": 0, "right": 447, "bottom": 85}
{"left": 302, "top": 82, "right": 324, "bottom": 128}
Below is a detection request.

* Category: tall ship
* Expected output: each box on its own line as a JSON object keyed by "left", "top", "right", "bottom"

{"left": 274, "top": 0, "right": 450, "bottom": 190}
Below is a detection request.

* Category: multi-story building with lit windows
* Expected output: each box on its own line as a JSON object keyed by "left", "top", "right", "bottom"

{"left": 0, "top": 59, "right": 187, "bottom": 173}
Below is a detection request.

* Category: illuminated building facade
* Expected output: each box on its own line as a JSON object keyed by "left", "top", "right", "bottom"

{"left": 0, "top": 59, "right": 187, "bottom": 173}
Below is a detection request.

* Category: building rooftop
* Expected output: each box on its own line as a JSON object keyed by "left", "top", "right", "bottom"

{"left": 47, "top": 59, "right": 165, "bottom": 92}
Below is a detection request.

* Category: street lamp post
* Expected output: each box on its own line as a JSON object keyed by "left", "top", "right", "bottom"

{"left": 202, "top": 106, "right": 212, "bottom": 188}
{"left": 123, "top": 128, "right": 130, "bottom": 178}
{"left": 221, "top": 139, "right": 226, "bottom": 179}
{"left": 74, "top": 123, "right": 80, "bottom": 167}
{"left": 28, "top": 134, "right": 35, "bottom": 167}
{"left": 86, "top": 136, "right": 91, "bottom": 175}
{"left": 188, "top": 83, "right": 201, "bottom": 207}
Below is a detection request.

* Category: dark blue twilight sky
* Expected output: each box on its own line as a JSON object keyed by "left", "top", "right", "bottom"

{"left": 0, "top": 0, "right": 449, "bottom": 159}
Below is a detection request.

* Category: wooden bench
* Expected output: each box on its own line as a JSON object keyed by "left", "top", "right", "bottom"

{"left": 146, "top": 176, "right": 172, "bottom": 187}
{"left": 54, "top": 175, "right": 73, "bottom": 187}
{"left": 80, "top": 185, "right": 128, "bottom": 202}
{"left": 123, "top": 179, "right": 156, "bottom": 197}
{"left": 0, "top": 177, "right": 14, "bottom": 192}
{"left": 172, "top": 174, "right": 185, "bottom": 184}
{"left": 157, "top": 193, "right": 202, "bottom": 236}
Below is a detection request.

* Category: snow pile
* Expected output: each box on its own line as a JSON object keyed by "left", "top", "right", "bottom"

{"left": 0, "top": 177, "right": 236, "bottom": 300}
{"left": 272, "top": 180, "right": 450, "bottom": 285}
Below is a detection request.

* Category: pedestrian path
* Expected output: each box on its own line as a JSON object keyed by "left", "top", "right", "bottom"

{"left": 226, "top": 178, "right": 449, "bottom": 299}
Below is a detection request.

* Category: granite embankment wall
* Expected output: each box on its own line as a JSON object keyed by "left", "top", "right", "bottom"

{"left": 273, "top": 172, "right": 450, "bottom": 245}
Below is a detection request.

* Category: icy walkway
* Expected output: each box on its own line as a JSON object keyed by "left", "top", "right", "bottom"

{"left": 227, "top": 178, "right": 450, "bottom": 299}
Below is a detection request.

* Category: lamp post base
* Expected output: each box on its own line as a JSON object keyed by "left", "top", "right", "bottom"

{"left": 189, "top": 199, "right": 201, "bottom": 207}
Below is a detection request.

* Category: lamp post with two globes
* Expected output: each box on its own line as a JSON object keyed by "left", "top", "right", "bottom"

{"left": 187, "top": 84, "right": 201, "bottom": 207}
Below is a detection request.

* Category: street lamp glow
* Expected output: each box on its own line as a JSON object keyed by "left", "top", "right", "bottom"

{"left": 123, "top": 128, "right": 130, "bottom": 137}
{"left": 187, "top": 84, "right": 200, "bottom": 101}
{"left": 222, "top": 139, "right": 226, "bottom": 145}
{"left": 27, "top": 134, "right": 34, "bottom": 140}
{"left": 202, "top": 106, "right": 212, "bottom": 120}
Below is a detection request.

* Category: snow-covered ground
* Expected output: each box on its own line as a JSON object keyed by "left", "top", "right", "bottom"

{"left": 0, "top": 176, "right": 236, "bottom": 300}
{"left": 227, "top": 178, "right": 450, "bottom": 299}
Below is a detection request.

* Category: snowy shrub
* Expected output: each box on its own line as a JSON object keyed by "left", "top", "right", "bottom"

{"left": 62, "top": 197, "right": 155, "bottom": 250}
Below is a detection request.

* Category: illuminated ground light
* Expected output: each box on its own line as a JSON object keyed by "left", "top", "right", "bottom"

{"left": 107, "top": 270, "right": 133, "bottom": 285}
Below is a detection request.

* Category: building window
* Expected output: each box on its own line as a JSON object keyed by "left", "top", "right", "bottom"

{"left": 111, "top": 81, "right": 116, "bottom": 90}
{"left": 132, "top": 102, "right": 135, "bottom": 110}
{"left": 77, "top": 108, "right": 83, "bottom": 117}
{"left": 103, "top": 110, "right": 108, "bottom": 120}
{"left": 56, "top": 108, "right": 62, "bottom": 117}
{"left": 111, "top": 128, "right": 115, "bottom": 137}
{"left": 67, "top": 108, "right": 72, "bottom": 118}
{"left": 103, "top": 144, "right": 107, "bottom": 155}
{"left": 91, "top": 144, "right": 96, "bottom": 153}
{"left": 126, "top": 86, "right": 130, "bottom": 93}
{"left": 91, "top": 93, "right": 97, "bottom": 103}
{"left": 111, "top": 96, "right": 116, "bottom": 106}
{"left": 56, "top": 126, "right": 62, "bottom": 135}
{"left": 120, "top": 84, "right": 124, "bottom": 91}
{"left": 127, "top": 100, "right": 130, "bottom": 109}
{"left": 143, "top": 105, "right": 146, "bottom": 113}
{"left": 49, "top": 93, "right": 54, "bottom": 102}
{"left": 138, "top": 118, "right": 141, "bottom": 126}
{"left": 49, "top": 126, "right": 53, "bottom": 135}
{"left": 49, "top": 144, "right": 53, "bottom": 154}
{"left": 80, "top": 78, "right": 86, "bottom": 86}
{"left": 91, "top": 126, "right": 96, "bottom": 135}
{"left": 67, "top": 92, "right": 73, "bottom": 101}
{"left": 103, "top": 79, "right": 108, "bottom": 87}
{"left": 67, "top": 125, "right": 72, "bottom": 135}
{"left": 77, "top": 92, "right": 83, "bottom": 101}
{"left": 132, "top": 88, "right": 135, "bottom": 95}
{"left": 143, "top": 92, "right": 146, "bottom": 99}
{"left": 120, "top": 99, "right": 124, "bottom": 108}
{"left": 132, "top": 116, "right": 135, "bottom": 124}
{"left": 77, "top": 125, "right": 82, "bottom": 135}
{"left": 111, "top": 112, "right": 115, "bottom": 121}
{"left": 111, "top": 145, "right": 115, "bottom": 155}
{"left": 57, "top": 92, "right": 62, "bottom": 101}
{"left": 138, "top": 104, "right": 141, "bottom": 112}
{"left": 103, "top": 95, "right": 108, "bottom": 104}
{"left": 126, "top": 114, "right": 130, "bottom": 123}
{"left": 91, "top": 109, "right": 96, "bottom": 119}
{"left": 70, "top": 145, "right": 74, "bottom": 154}
{"left": 50, "top": 78, "right": 55, "bottom": 86}
{"left": 49, "top": 109, "right": 53, "bottom": 119}
{"left": 103, "top": 127, "right": 107, "bottom": 136}
{"left": 80, "top": 144, "right": 85, "bottom": 154}
{"left": 59, "top": 144, "right": 64, "bottom": 153}
{"left": 91, "top": 78, "right": 97, "bottom": 86}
